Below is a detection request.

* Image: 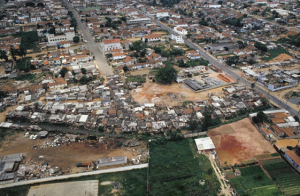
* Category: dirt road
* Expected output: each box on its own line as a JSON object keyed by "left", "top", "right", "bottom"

{"left": 208, "top": 155, "right": 231, "bottom": 196}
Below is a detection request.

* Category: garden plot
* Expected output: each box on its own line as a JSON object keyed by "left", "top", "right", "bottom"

{"left": 261, "top": 158, "right": 300, "bottom": 196}
{"left": 229, "top": 165, "right": 284, "bottom": 196}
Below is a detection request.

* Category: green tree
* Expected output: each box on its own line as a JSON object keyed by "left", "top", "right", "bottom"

{"left": 254, "top": 42, "right": 268, "bottom": 52}
{"left": 123, "top": 65, "right": 129, "bottom": 72}
{"left": 178, "top": 59, "right": 186, "bottom": 67}
{"left": 188, "top": 113, "right": 200, "bottom": 131}
{"left": 252, "top": 111, "right": 268, "bottom": 124}
{"left": 70, "top": 18, "right": 77, "bottom": 32}
{"left": 155, "top": 65, "right": 177, "bottom": 84}
{"left": 73, "top": 36, "right": 80, "bottom": 43}
{"left": 129, "top": 40, "right": 146, "bottom": 51}
{"left": 98, "top": 126, "right": 104, "bottom": 132}
{"left": 49, "top": 26, "right": 56, "bottom": 34}
{"left": 120, "top": 16, "right": 127, "bottom": 22}
{"left": 260, "top": 97, "right": 269, "bottom": 106}
{"left": 81, "top": 68, "right": 86, "bottom": 74}
{"left": 79, "top": 75, "right": 92, "bottom": 84}
{"left": 18, "top": 46, "right": 27, "bottom": 60}
{"left": 226, "top": 56, "right": 239, "bottom": 66}
{"left": 140, "top": 49, "right": 146, "bottom": 57}
{"left": 71, "top": 70, "right": 76, "bottom": 76}
{"left": 237, "top": 40, "right": 247, "bottom": 49}
{"left": 0, "top": 50, "right": 8, "bottom": 61}
{"left": 10, "top": 47, "right": 17, "bottom": 61}
{"left": 59, "top": 67, "right": 68, "bottom": 78}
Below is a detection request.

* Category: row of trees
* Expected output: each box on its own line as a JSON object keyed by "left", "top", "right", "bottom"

{"left": 0, "top": 46, "right": 27, "bottom": 62}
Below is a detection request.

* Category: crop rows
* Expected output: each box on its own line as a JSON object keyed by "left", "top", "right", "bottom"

{"left": 229, "top": 165, "right": 284, "bottom": 196}
{"left": 261, "top": 158, "right": 300, "bottom": 196}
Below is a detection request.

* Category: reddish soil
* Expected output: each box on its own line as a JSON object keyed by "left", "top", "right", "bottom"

{"left": 208, "top": 118, "right": 276, "bottom": 166}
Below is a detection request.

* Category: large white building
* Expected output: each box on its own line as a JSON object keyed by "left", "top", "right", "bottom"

{"left": 156, "top": 11, "right": 169, "bottom": 18}
{"left": 47, "top": 31, "right": 75, "bottom": 45}
{"left": 194, "top": 137, "right": 215, "bottom": 153}
{"left": 142, "top": 34, "right": 162, "bottom": 42}
{"left": 171, "top": 34, "right": 184, "bottom": 43}
{"left": 100, "top": 39, "right": 122, "bottom": 53}
{"left": 173, "top": 27, "right": 188, "bottom": 35}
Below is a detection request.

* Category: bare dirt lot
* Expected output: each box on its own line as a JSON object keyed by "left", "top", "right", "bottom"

{"left": 0, "top": 133, "right": 145, "bottom": 173}
{"left": 274, "top": 139, "right": 300, "bottom": 149}
{"left": 208, "top": 118, "right": 276, "bottom": 166}
{"left": 28, "top": 180, "right": 98, "bottom": 196}
{"left": 131, "top": 81, "right": 226, "bottom": 106}
{"left": 269, "top": 53, "right": 293, "bottom": 63}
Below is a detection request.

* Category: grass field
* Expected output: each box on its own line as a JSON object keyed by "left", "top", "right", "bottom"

{"left": 149, "top": 138, "right": 220, "bottom": 196}
{"left": 0, "top": 185, "right": 29, "bottom": 196}
{"left": 229, "top": 165, "right": 284, "bottom": 196}
{"left": 262, "top": 48, "right": 290, "bottom": 62}
{"left": 261, "top": 158, "right": 300, "bottom": 196}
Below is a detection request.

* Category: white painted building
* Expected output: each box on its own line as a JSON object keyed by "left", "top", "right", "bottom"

{"left": 112, "top": 53, "right": 126, "bottom": 60}
{"left": 142, "top": 34, "right": 162, "bottom": 42}
{"left": 156, "top": 11, "right": 169, "bottom": 18}
{"left": 171, "top": 34, "right": 184, "bottom": 43}
{"left": 47, "top": 31, "right": 75, "bottom": 45}
{"left": 194, "top": 137, "right": 215, "bottom": 153}
{"left": 100, "top": 39, "right": 122, "bottom": 52}
{"left": 173, "top": 27, "right": 188, "bottom": 35}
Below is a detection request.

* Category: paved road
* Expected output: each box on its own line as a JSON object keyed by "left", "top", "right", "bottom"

{"left": 63, "top": 0, "right": 113, "bottom": 75}
{"left": 0, "top": 164, "right": 148, "bottom": 189}
{"left": 136, "top": 8, "right": 300, "bottom": 118}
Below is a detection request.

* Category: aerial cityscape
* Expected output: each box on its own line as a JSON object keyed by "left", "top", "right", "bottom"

{"left": 0, "top": 0, "right": 300, "bottom": 195}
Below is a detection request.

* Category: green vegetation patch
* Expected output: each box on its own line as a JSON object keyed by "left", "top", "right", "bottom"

{"left": 149, "top": 139, "right": 220, "bottom": 196}
{"left": 0, "top": 185, "right": 30, "bottom": 196}
{"left": 230, "top": 165, "right": 284, "bottom": 196}
{"left": 14, "top": 31, "right": 40, "bottom": 52}
{"left": 126, "top": 74, "right": 146, "bottom": 83}
{"left": 261, "top": 48, "right": 290, "bottom": 62}
{"left": 15, "top": 73, "right": 46, "bottom": 83}
{"left": 271, "top": 153, "right": 280, "bottom": 157}
{"left": 261, "top": 158, "right": 300, "bottom": 196}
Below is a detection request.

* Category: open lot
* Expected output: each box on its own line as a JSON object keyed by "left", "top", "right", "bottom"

{"left": 208, "top": 118, "right": 276, "bottom": 166}
{"left": 27, "top": 180, "right": 98, "bottom": 196}
{"left": 131, "top": 81, "right": 225, "bottom": 106}
{"left": 274, "top": 139, "right": 300, "bottom": 149}
{"left": 0, "top": 133, "right": 145, "bottom": 174}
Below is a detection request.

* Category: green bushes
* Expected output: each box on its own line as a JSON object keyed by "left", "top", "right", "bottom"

{"left": 126, "top": 75, "right": 146, "bottom": 83}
